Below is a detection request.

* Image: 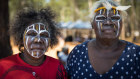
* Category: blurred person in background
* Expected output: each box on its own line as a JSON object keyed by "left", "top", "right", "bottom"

{"left": 0, "top": 7, "right": 67, "bottom": 79}
{"left": 57, "top": 47, "right": 69, "bottom": 68}
{"left": 67, "top": 0, "right": 140, "bottom": 79}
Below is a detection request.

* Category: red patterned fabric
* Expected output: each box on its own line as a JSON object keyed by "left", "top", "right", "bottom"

{"left": 0, "top": 54, "right": 67, "bottom": 79}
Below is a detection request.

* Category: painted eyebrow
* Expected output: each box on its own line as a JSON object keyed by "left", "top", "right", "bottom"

{"left": 40, "top": 30, "right": 49, "bottom": 33}
{"left": 96, "top": 15, "right": 106, "bottom": 17}
{"left": 39, "top": 30, "right": 50, "bottom": 35}
{"left": 26, "top": 29, "right": 38, "bottom": 33}
{"left": 39, "top": 30, "right": 50, "bottom": 37}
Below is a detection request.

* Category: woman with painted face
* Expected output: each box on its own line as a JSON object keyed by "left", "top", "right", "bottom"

{"left": 0, "top": 7, "right": 67, "bottom": 79}
{"left": 67, "top": 0, "right": 140, "bottom": 79}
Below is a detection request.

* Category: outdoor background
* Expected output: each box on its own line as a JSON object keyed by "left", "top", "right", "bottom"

{"left": 0, "top": 0, "right": 140, "bottom": 59}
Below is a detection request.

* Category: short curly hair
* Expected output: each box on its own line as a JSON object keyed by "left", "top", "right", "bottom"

{"left": 10, "top": 7, "right": 60, "bottom": 51}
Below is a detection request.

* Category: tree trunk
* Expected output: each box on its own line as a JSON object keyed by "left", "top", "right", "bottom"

{"left": 88, "top": 0, "right": 93, "bottom": 13}
{"left": 71, "top": 0, "right": 80, "bottom": 21}
{"left": 0, "top": 0, "right": 12, "bottom": 59}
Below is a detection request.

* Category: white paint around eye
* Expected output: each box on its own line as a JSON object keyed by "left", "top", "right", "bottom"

{"left": 98, "top": 9, "right": 122, "bottom": 37}
{"left": 116, "top": 20, "right": 120, "bottom": 37}
{"left": 116, "top": 10, "right": 118, "bottom": 15}
{"left": 100, "top": 9, "right": 102, "bottom": 14}
{"left": 26, "top": 23, "right": 50, "bottom": 37}
{"left": 37, "top": 52, "right": 39, "bottom": 57}
{"left": 97, "top": 22, "right": 101, "bottom": 35}
{"left": 25, "top": 36, "right": 29, "bottom": 53}
{"left": 107, "top": 10, "right": 109, "bottom": 17}
{"left": 32, "top": 51, "right": 34, "bottom": 57}
{"left": 45, "top": 38, "right": 49, "bottom": 47}
{"left": 115, "top": 11, "right": 121, "bottom": 37}
{"left": 95, "top": 15, "right": 106, "bottom": 22}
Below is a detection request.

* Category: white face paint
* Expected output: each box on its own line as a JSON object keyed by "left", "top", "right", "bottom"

{"left": 95, "top": 8, "right": 121, "bottom": 38}
{"left": 23, "top": 23, "right": 50, "bottom": 58}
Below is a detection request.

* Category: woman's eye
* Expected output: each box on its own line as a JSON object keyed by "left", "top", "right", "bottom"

{"left": 40, "top": 33, "right": 49, "bottom": 38}
{"left": 96, "top": 16, "right": 106, "bottom": 20}
{"left": 111, "top": 16, "right": 120, "bottom": 21}
{"left": 27, "top": 32, "right": 37, "bottom": 36}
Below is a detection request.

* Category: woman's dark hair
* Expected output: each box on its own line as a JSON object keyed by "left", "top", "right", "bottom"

{"left": 10, "top": 7, "right": 60, "bottom": 51}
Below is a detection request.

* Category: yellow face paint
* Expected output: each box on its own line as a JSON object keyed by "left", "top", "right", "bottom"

{"left": 23, "top": 30, "right": 27, "bottom": 45}
{"left": 35, "top": 24, "right": 39, "bottom": 31}
{"left": 103, "top": 9, "right": 105, "bottom": 14}
{"left": 94, "top": 7, "right": 106, "bottom": 13}
{"left": 94, "top": 6, "right": 119, "bottom": 13}
{"left": 113, "top": 9, "right": 116, "bottom": 15}
{"left": 100, "top": 23, "right": 103, "bottom": 30}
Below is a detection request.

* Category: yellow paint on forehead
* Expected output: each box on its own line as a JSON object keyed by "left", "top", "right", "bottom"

{"left": 94, "top": 6, "right": 119, "bottom": 13}
{"left": 94, "top": 7, "right": 106, "bottom": 13}
{"left": 35, "top": 24, "right": 39, "bottom": 31}
{"left": 113, "top": 9, "right": 116, "bottom": 14}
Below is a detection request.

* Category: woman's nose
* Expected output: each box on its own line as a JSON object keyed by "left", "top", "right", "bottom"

{"left": 34, "top": 36, "right": 41, "bottom": 43}
{"left": 104, "top": 18, "right": 113, "bottom": 26}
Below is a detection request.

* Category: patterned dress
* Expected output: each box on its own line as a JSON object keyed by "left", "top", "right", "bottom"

{"left": 67, "top": 40, "right": 140, "bottom": 79}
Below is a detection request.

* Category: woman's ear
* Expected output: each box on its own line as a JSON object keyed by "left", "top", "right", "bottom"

{"left": 19, "top": 43, "right": 24, "bottom": 52}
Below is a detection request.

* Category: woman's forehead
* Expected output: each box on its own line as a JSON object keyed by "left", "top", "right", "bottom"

{"left": 95, "top": 9, "right": 120, "bottom": 16}
{"left": 26, "top": 23, "right": 48, "bottom": 31}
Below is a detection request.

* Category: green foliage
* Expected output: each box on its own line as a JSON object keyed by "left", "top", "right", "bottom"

{"left": 9, "top": 0, "right": 97, "bottom": 22}
{"left": 44, "top": 0, "right": 95, "bottom": 22}
{"left": 9, "top": 0, "right": 46, "bottom": 20}
{"left": 9, "top": 0, "right": 140, "bottom": 24}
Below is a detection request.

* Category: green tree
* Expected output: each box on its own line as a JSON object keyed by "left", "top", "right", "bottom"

{"left": 9, "top": 0, "right": 46, "bottom": 20}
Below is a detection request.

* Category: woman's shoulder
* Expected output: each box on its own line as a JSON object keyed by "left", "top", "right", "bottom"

{"left": 46, "top": 56, "right": 61, "bottom": 65}
{"left": 68, "top": 41, "right": 89, "bottom": 59}
{"left": 0, "top": 54, "right": 19, "bottom": 68}
{"left": 122, "top": 40, "right": 140, "bottom": 54}
{"left": 0, "top": 54, "right": 18, "bottom": 63}
{"left": 122, "top": 40, "right": 140, "bottom": 48}
{"left": 72, "top": 41, "right": 89, "bottom": 51}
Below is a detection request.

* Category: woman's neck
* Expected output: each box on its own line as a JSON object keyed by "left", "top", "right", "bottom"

{"left": 94, "top": 38, "right": 120, "bottom": 50}
{"left": 20, "top": 51, "right": 45, "bottom": 66}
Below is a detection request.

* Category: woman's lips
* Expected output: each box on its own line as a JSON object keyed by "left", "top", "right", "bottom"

{"left": 101, "top": 26, "right": 116, "bottom": 33}
{"left": 30, "top": 44, "right": 45, "bottom": 50}
{"left": 30, "top": 47, "right": 44, "bottom": 51}
{"left": 102, "top": 29, "right": 115, "bottom": 33}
